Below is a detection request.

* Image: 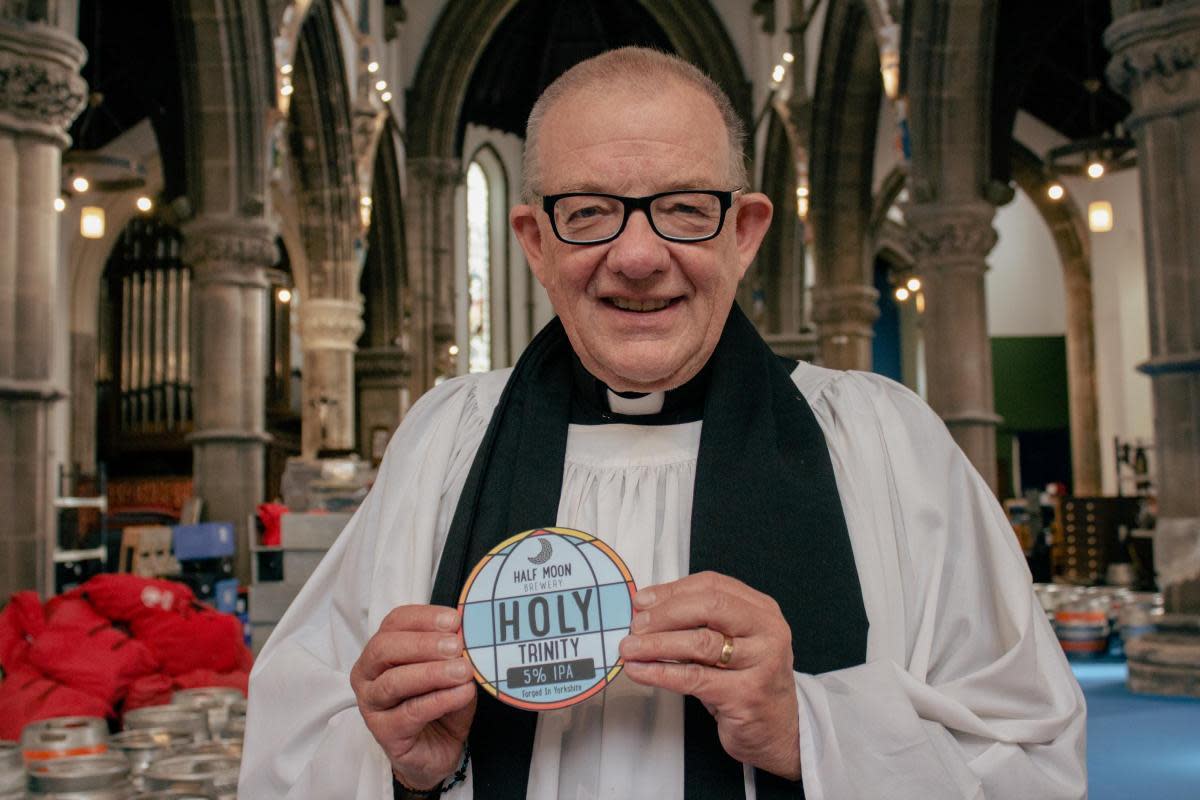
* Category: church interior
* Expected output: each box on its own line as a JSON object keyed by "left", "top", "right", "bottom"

{"left": 1, "top": 0, "right": 1198, "bottom": 796}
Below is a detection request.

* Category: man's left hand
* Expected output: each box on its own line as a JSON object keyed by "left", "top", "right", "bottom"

{"left": 619, "top": 571, "right": 800, "bottom": 781}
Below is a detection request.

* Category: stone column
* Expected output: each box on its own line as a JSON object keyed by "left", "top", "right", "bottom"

{"left": 906, "top": 202, "right": 1002, "bottom": 491}
{"left": 182, "top": 217, "right": 276, "bottom": 583}
{"left": 811, "top": 284, "right": 879, "bottom": 370}
{"left": 1106, "top": 0, "right": 1200, "bottom": 696}
{"left": 404, "top": 157, "right": 461, "bottom": 394}
{"left": 355, "top": 346, "right": 411, "bottom": 461}
{"left": 1062, "top": 256, "right": 1103, "bottom": 495}
{"left": 298, "top": 297, "right": 364, "bottom": 457}
{"left": 0, "top": 17, "right": 86, "bottom": 597}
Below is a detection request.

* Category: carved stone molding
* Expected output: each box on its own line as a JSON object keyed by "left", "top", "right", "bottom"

{"left": 0, "top": 22, "right": 86, "bottom": 141}
{"left": 811, "top": 284, "right": 881, "bottom": 327}
{"left": 407, "top": 156, "right": 464, "bottom": 188}
{"left": 873, "top": 218, "right": 916, "bottom": 269}
{"left": 299, "top": 297, "right": 365, "bottom": 351}
{"left": 1105, "top": 2, "right": 1200, "bottom": 115}
{"left": 355, "top": 346, "right": 412, "bottom": 379}
{"left": 181, "top": 217, "right": 278, "bottom": 287}
{"left": 905, "top": 203, "right": 998, "bottom": 265}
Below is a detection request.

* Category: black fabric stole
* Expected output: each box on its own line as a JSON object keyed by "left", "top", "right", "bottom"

{"left": 427, "top": 304, "right": 869, "bottom": 799}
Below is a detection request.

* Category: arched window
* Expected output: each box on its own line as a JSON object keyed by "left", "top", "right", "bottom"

{"left": 466, "top": 160, "right": 492, "bottom": 372}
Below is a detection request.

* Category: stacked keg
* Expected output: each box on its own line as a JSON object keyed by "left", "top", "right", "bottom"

{"left": 1034, "top": 582, "right": 1164, "bottom": 659}
{"left": 1, "top": 743, "right": 22, "bottom": 800}
{"left": 4, "top": 688, "right": 246, "bottom": 799}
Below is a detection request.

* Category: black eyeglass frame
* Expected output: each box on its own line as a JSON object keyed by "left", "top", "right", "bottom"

{"left": 541, "top": 189, "right": 738, "bottom": 245}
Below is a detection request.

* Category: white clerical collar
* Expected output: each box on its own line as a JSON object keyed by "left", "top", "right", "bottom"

{"left": 605, "top": 389, "right": 666, "bottom": 416}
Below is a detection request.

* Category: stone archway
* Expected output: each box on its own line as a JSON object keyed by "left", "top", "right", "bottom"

{"left": 752, "top": 106, "right": 816, "bottom": 361}
{"left": 356, "top": 123, "right": 410, "bottom": 460}
{"left": 172, "top": 0, "right": 277, "bottom": 580}
{"left": 809, "top": 0, "right": 883, "bottom": 370}
{"left": 902, "top": 0, "right": 1004, "bottom": 490}
{"left": 1009, "top": 142, "right": 1102, "bottom": 495}
{"left": 402, "top": 0, "right": 752, "bottom": 394}
{"left": 287, "top": 0, "right": 364, "bottom": 456}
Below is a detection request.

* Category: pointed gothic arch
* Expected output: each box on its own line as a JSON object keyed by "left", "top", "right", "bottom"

{"left": 405, "top": 0, "right": 752, "bottom": 163}
{"left": 289, "top": 0, "right": 360, "bottom": 300}
{"left": 808, "top": 0, "right": 883, "bottom": 370}
{"left": 1009, "top": 142, "right": 1102, "bottom": 494}
{"left": 401, "top": 0, "right": 752, "bottom": 393}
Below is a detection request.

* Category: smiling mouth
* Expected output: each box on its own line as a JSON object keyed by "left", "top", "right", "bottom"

{"left": 605, "top": 297, "right": 680, "bottom": 312}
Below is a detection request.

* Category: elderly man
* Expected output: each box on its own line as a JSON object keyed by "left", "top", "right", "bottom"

{"left": 241, "top": 47, "right": 1086, "bottom": 799}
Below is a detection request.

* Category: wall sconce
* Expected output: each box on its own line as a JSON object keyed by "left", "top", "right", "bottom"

{"left": 879, "top": 23, "right": 901, "bottom": 100}
{"left": 795, "top": 185, "right": 809, "bottom": 220}
{"left": 80, "top": 206, "right": 105, "bottom": 239}
{"left": 1088, "top": 200, "right": 1114, "bottom": 233}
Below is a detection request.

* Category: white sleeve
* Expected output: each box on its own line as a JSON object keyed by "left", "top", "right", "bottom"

{"left": 238, "top": 375, "right": 495, "bottom": 800}
{"left": 792, "top": 370, "right": 1086, "bottom": 800}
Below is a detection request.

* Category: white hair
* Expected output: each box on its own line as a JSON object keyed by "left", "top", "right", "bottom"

{"left": 521, "top": 46, "right": 747, "bottom": 201}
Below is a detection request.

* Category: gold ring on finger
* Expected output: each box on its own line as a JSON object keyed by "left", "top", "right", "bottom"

{"left": 717, "top": 635, "right": 734, "bottom": 668}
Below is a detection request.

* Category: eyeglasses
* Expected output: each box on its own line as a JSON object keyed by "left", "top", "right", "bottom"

{"left": 541, "top": 189, "right": 737, "bottom": 245}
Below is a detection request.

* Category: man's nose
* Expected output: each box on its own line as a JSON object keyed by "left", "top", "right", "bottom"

{"left": 605, "top": 209, "right": 668, "bottom": 280}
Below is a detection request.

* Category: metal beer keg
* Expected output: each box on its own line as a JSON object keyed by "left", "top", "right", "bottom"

{"left": 170, "top": 742, "right": 240, "bottom": 761}
{"left": 220, "top": 716, "right": 244, "bottom": 740}
{"left": 225, "top": 699, "right": 245, "bottom": 720}
{"left": 1055, "top": 597, "right": 1110, "bottom": 657}
{"left": 209, "top": 770, "right": 238, "bottom": 800}
{"left": 121, "top": 708, "right": 208, "bottom": 743}
{"left": 170, "top": 690, "right": 243, "bottom": 739}
{"left": 21, "top": 718, "right": 109, "bottom": 763}
{"left": 108, "top": 730, "right": 189, "bottom": 776}
{"left": 0, "top": 741, "right": 23, "bottom": 797}
{"left": 25, "top": 754, "right": 131, "bottom": 797}
{"left": 141, "top": 755, "right": 239, "bottom": 793}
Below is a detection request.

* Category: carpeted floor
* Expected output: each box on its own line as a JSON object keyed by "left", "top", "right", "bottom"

{"left": 1073, "top": 661, "right": 1200, "bottom": 799}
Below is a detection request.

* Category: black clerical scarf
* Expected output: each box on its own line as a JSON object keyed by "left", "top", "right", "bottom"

{"left": 427, "top": 303, "right": 868, "bottom": 799}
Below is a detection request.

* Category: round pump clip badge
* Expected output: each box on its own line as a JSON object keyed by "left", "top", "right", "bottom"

{"left": 459, "top": 527, "right": 636, "bottom": 711}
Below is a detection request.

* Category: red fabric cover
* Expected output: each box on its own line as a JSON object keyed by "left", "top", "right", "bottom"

{"left": 257, "top": 502, "right": 288, "bottom": 547}
{"left": 174, "top": 668, "right": 249, "bottom": 695}
{"left": 43, "top": 595, "right": 109, "bottom": 632}
{"left": 78, "top": 574, "right": 195, "bottom": 624}
{"left": 28, "top": 625, "right": 159, "bottom": 705}
{"left": 0, "top": 591, "right": 44, "bottom": 671}
{"left": 131, "top": 607, "right": 249, "bottom": 676}
{"left": 0, "top": 668, "right": 111, "bottom": 740}
{"left": 123, "top": 673, "right": 175, "bottom": 712}
{"left": 0, "top": 576, "right": 251, "bottom": 738}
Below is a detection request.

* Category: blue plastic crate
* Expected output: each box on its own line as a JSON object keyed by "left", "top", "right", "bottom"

{"left": 173, "top": 522, "right": 236, "bottom": 560}
{"left": 214, "top": 577, "right": 239, "bottom": 614}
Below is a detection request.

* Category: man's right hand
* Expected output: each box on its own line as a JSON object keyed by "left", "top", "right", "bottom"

{"left": 350, "top": 605, "right": 477, "bottom": 791}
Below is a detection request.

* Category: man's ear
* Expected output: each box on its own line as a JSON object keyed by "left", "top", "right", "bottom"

{"left": 511, "top": 204, "right": 548, "bottom": 286}
{"left": 732, "top": 193, "right": 774, "bottom": 279}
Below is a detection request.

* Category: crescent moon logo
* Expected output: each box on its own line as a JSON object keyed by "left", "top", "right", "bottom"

{"left": 527, "top": 538, "right": 553, "bottom": 564}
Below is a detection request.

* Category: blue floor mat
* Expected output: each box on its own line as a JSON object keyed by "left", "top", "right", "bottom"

{"left": 1073, "top": 661, "right": 1200, "bottom": 799}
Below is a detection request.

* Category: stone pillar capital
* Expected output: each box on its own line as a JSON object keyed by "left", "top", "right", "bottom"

{"left": 407, "top": 155, "right": 464, "bottom": 188}
{"left": 181, "top": 217, "right": 278, "bottom": 287}
{"left": 355, "top": 346, "right": 411, "bottom": 379}
{"left": 0, "top": 21, "right": 87, "bottom": 144}
{"left": 810, "top": 284, "right": 881, "bottom": 327}
{"left": 904, "top": 203, "right": 998, "bottom": 269}
{"left": 299, "top": 297, "right": 365, "bottom": 351}
{"left": 1105, "top": 2, "right": 1200, "bottom": 126}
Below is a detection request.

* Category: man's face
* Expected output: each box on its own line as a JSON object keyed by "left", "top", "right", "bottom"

{"left": 511, "top": 80, "right": 772, "bottom": 392}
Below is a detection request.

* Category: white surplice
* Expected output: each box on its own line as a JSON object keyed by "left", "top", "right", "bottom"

{"left": 240, "top": 363, "right": 1087, "bottom": 800}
